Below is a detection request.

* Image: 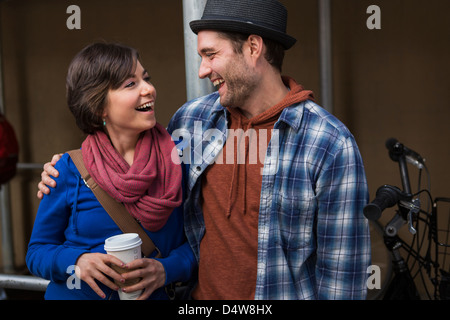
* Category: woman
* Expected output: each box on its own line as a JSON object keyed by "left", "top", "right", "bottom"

{"left": 26, "top": 42, "right": 195, "bottom": 300}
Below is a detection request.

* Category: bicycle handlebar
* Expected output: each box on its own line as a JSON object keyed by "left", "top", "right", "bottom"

{"left": 363, "top": 185, "right": 411, "bottom": 221}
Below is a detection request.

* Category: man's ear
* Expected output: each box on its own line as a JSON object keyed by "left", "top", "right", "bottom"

{"left": 247, "top": 34, "right": 264, "bottom": 59}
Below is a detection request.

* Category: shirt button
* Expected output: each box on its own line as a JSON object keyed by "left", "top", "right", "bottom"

{"left": 196, "top": 166, "right": 202, "bottom": 172}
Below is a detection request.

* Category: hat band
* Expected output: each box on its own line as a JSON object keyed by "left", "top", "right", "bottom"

{"left": 201, "top": 14, "right": 287, "bottom": 33}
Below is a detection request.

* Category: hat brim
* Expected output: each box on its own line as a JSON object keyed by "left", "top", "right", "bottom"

{"left": 190, "top": 19, "right": 296, "bottom": 50}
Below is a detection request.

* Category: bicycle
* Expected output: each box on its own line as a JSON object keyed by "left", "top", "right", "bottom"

{"left": 364, "top": 138, "right": 450, "bottom": 300}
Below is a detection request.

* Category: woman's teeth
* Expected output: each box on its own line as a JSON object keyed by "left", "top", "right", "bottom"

{"left": 136, "top": 102, "right": 154, "bottom": 112}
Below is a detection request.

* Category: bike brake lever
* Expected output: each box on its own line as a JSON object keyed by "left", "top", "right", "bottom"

{"left": 400, "top": 198, "right": 420, "bottom": 235}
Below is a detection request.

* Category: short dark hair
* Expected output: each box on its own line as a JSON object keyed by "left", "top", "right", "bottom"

{"left": 217, "top": 31, "right": 285, "bottom": 72}
{"left": 66, "top": 42, "right": 140, "bottom": 134}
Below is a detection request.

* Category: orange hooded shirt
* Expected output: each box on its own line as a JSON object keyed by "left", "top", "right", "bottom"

{"left": 193, "top": 77, "right": 314, "bottom": 300}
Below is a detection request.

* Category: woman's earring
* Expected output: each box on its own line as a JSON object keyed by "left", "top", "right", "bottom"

{"left": 103, "top": 118, "right": 106, "bottom": 126}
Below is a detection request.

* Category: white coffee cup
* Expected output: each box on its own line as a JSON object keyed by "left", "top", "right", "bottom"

{"left": 104, "top": 233, "right": 143, "bottom": 300}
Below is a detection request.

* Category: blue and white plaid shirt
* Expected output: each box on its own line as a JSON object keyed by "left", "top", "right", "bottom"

{"left": 167, "top": 90, "right": 371, "bottom": 300}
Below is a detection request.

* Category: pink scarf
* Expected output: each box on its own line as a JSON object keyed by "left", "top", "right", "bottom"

{"left": 81, "top": 123, "right": 182, "bottom": 232}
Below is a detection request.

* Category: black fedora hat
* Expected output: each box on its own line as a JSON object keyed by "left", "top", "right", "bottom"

{"left": 189, "top": 0, "right": 296, "bottom": 50}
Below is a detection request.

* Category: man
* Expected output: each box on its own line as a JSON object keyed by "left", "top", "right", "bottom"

{"left": 39, "top": 0, "right": 371, "bottom": 300}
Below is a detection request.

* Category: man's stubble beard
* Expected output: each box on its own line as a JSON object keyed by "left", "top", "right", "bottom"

{"left": 219, "top": 57, "right": 259, "bottom": 110}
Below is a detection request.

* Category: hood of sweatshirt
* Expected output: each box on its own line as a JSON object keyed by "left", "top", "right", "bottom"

{"left": 224, "top": 76, "right": 314, "bottom": 217}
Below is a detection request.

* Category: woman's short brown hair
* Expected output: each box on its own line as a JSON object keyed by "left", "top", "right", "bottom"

{"left": 66, "top": 42, "right": 140, "bottom": 134}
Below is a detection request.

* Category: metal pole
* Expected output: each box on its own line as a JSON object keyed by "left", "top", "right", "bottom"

{"left": 0, "top": 187, "right": 14, "bottom": 274}
{"left": 182, "top": 0, "right": 214, "bottom": 101}
{"left": 318, "top": 0, "right": 333, "bottom": 113}
{"left": 0, "top": 274, "right": 49, "bottom": 291}
{"left": 0, "top": 10, "right": 15, "bottom": 274}
{"left": 17, "top": 163, "right": 44, "bottom": 170}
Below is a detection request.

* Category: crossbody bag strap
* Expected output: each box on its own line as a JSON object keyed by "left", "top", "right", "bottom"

{"left": 67, "top": 149, "right": 161, "bottom": 258}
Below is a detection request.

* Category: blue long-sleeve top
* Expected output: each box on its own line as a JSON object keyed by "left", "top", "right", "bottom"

{"left": 26, "top": 152, "right": 196, "bottom": 300}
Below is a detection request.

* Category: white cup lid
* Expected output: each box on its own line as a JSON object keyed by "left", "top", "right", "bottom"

{"left": 104, "top": 233, "right": 142, "bottom": 252}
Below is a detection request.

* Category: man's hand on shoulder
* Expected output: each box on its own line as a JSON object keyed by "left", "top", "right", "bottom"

{"left": 37, "top": 153, "right": 63, "bottom": 199}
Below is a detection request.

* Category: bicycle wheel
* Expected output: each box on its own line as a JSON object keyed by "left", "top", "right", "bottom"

{"left": 367, "top": 220, "right": 393, "bottom": 300}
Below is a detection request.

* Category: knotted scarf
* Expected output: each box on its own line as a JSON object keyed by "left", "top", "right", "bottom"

{"left": 81, "top": 123, "right": 182, "bottom": 232}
